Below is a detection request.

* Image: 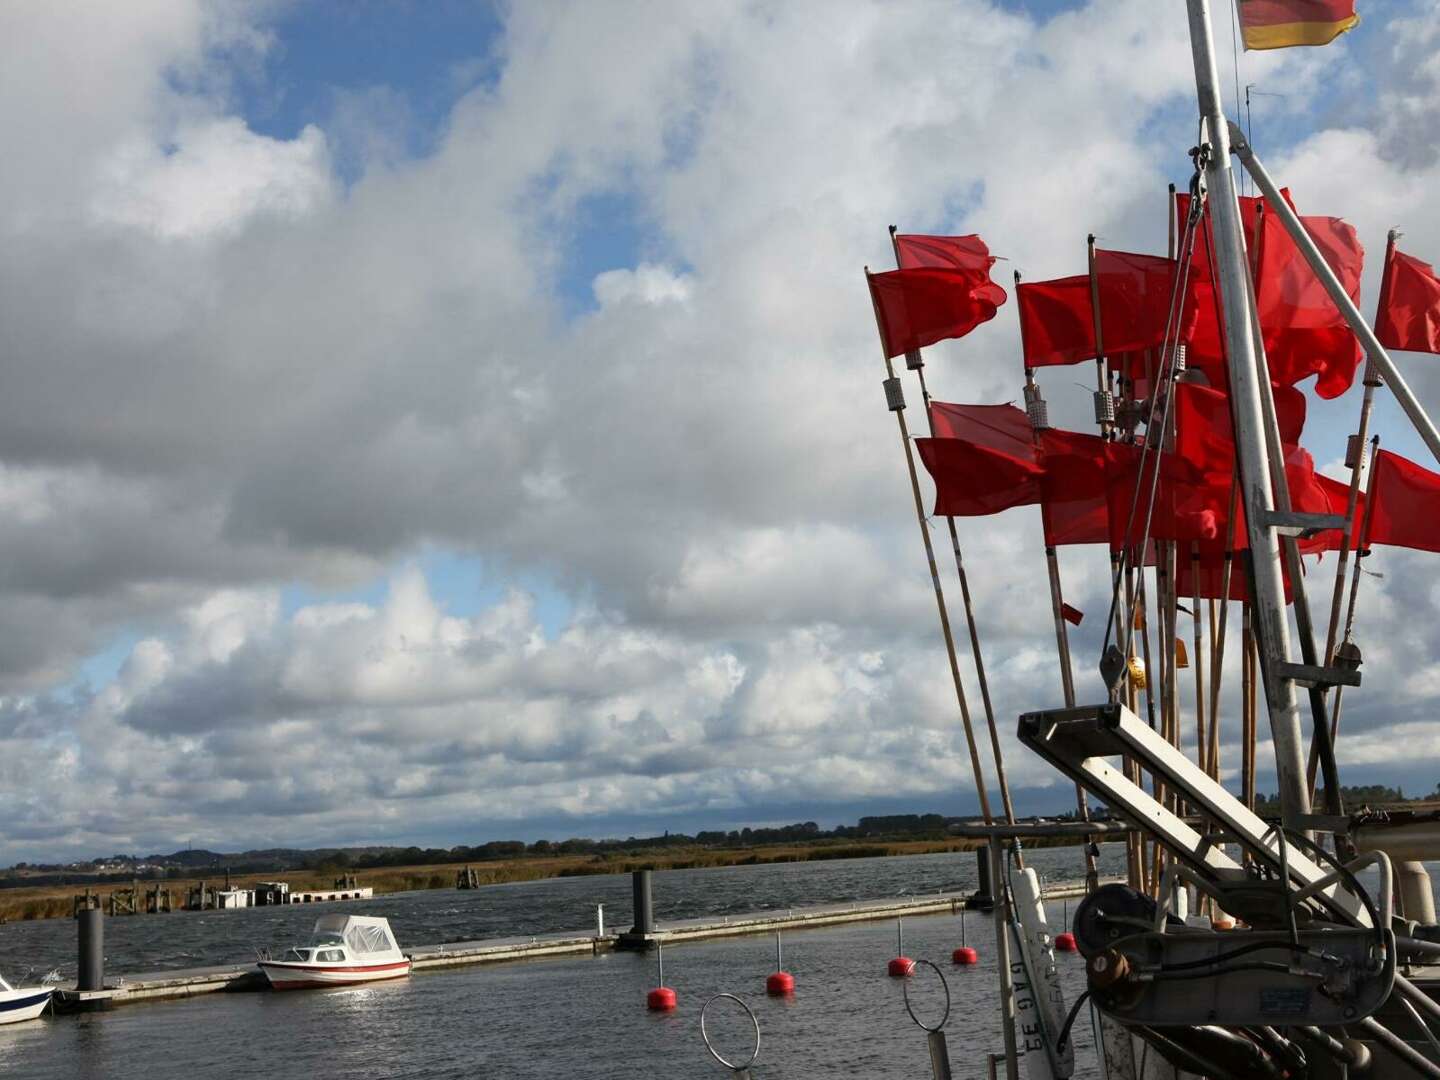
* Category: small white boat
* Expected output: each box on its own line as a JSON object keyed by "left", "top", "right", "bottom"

{"left": 258, "top": 914, "right": 411, "bottom": 990}
{"left": 0, "top": 972, "right": 51, "bottom": 1025}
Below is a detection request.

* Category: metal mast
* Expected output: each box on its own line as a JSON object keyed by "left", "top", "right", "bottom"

{"left": 1183, "top": 0, "right": 1311, "bottom": 826}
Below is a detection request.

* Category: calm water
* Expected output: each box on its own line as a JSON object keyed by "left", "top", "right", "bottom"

{"left": 0, "top": 847, "right": 1124, "bottom": 1079}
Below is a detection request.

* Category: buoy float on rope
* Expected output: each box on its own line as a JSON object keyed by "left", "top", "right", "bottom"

{"left": 766, "top": 931, "right": 795, "bottom": 995}
{"left": 1056, "top": 897, "right": 1078, "bottom": 952}
{"left": 647, "top": 940, "right": 677, "bottom": 1010}
{"left": 888, "top": 917, "right": 915, "bottom": 977}
{"left": 952, "top": 905, "right": 978, "bottom": 965}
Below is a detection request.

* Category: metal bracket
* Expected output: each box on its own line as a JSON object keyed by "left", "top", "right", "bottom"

{"left": 1259, "top": 510, "right": 1347, "bottom": 538}
{"left": 1276, "top": 661, "right": 1362, "bottom": 689}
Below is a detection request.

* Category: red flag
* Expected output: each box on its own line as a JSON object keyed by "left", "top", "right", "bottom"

{"left": 1256, "top": 211, "right": 1364, "bottom": 399}
{"left": 895, "top": 234, "right": 994, "bottom": 273}
{"left": 1302, "top": 472, "right": 1365, "bottom": 554}
{"left": 1038, "top": 428, "right": 1110, "bottom": 546}
{"left": 928, "top": 402, "right": 1034, "bottom": 455}
{"left": 1367, "top": 450, "right": 1440, "bottom": 553}
{"left": 1094, "top": 250, "right": 1187, "bottom": 356}
{"left": 1238, "top": 1, "right": 1358, "bottom": 50}
{"left": 1175, "top": 552, "right": 1295, "bottom": 604}
{"left": 1061, "top": 603, "right": 1084, "bottom": 626}
{"left": 1175, "top": 382, "right": 1307, "bottom": 480}
{"left": 916, "top": 437, "right": 1042, "bottom": 517}
{"left": 1376, "top": 246, "right": 1440, "bottom": 355}
{"left": 1016, "top": 275, "right": 1095, "bottom": 367}
{"left": 1104, "top": 444, "right": 1227, "bottom": 549}
{"left": 867, "top": 268, "right": 1006, "bottom": 359}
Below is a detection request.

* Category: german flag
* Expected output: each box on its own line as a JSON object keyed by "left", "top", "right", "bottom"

{"left": 1239, "top": 0, "right": 1358, "bottom": 50}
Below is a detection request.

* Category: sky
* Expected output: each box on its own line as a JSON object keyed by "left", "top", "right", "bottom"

{"left": 2, "top": 0, "right": 1440, "bottom": 862}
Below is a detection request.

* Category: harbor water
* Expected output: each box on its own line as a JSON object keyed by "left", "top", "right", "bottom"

{"left": 0, "top": 847, "right": 1121, "bottom": 1078}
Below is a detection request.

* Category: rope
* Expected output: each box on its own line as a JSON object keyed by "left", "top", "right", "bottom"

{"left": 1099, "top": 160, "right": 1207, "bottom": 677}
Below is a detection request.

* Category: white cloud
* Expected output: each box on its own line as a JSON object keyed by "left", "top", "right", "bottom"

{"left": 0, "top": 0, "right": 1437, "bottom": 858}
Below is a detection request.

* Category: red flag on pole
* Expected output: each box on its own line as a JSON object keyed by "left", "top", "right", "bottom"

{"left": 1038, "top": 428, "right": 1111, "bottom": 546}
{"left": 1376, "top": 246, "right": 1440, "bottom": 355}
{"left": 1016, "top": 276, "right": 1095, "bottom": 367}
{"left": 867, "top": 268, "right": 1006, "bottom": 359}
{"left": 1366, "top": 450, "right": 1440, "bottom": 553}
{"left": 1061, "top": 603, "right": 1084, "bottom": 626}
{"left": 1255, "top": 211, "right": 1365, "bottom": 399}
{"left": 1175, "top": 382, "right": 1307, "bottom": 479}
{"left": 1094, "top": 249, "right": 1187, "bottom": 356}
{"left": 915, "top": 436, "right": 1043, "bottom": 517}
{"left": 894, "top": 234, "right": 995, "bottom": 274}
{"left": 928, "top": 402, "right": 1034, "bottom": 454}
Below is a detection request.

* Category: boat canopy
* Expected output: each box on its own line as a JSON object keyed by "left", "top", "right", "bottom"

{"left": 309, "top": 914, "right": 403, "bottom": 960}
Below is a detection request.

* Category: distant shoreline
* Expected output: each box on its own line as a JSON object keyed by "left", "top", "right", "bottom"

{"left": 0, "top": 833, "right": 1100, "bottom": 924}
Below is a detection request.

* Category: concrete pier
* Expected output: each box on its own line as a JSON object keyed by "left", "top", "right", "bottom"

{"left": 52, "top": 881, "right": 1104, "bottom": 1013}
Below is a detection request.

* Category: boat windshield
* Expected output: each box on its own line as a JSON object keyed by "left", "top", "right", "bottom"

{"left": 285, "top": 947, "right": 312, "bottom": 962}
{"left": 308, "top": 932, "right": 345, "bottom": 947}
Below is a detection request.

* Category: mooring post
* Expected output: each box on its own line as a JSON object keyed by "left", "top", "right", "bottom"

{"left": 971, "top": 848, "right": 995, "bottom": 911}
{"left": 78, "top": 907, "right": 104, "bottom": 992}
{"left": 631, "top": 869, "right": 654, "bottom": 935}
{"left": 596, "top": 903, "right": 605, "bottom": 938}
{"left": 617, "top": 869, "right": 657, "bottom": 950}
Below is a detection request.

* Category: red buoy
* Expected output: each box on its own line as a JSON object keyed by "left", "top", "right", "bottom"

{"left": 766, "top": 970, "right": 795, "bottom": 995}
{"left": 1055, "top": 932, "right": 1078, "bottom": 953}
{"left": 887, "top": 956, "right": 916, "bottom": 977}
{"left": 647, "top": 986, "right": 677, "bottom": 1010}
{"left": 952, "top": 946, "right": 979, "bottom": 965}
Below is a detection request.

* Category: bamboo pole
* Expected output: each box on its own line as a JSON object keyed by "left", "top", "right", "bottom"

{"left": 1326, "top": 436, "right": 1382, "bottom": 766}
{"left": 893, "top": 229, "right": 1018, "bottom": 829}
{"left": 1087, "top": 235, "right": 1114, "bottom": 439}
{"left": 1242, "top": 602, "right": 1257, "bottom": 813}
{"left": 1191, "top": 543, "right": 1207, "bottom": 775}
{"left": 1307, "top": 232, "right": 1394, "bottom": 796}
{"left": 866, "top": 269, "right": 995, "bottom": 825}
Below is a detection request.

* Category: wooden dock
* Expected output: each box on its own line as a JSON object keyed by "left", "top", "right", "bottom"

{"left": 53, "top": 882, "right": 1100, "bottom": 1012}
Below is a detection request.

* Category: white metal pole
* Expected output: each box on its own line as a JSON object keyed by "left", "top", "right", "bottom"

{"left": 1184, "top": 0, "right": 1311, "bottom": 825}
{"left": 1232, "top": 134, "right": 1440, "bottom": 466}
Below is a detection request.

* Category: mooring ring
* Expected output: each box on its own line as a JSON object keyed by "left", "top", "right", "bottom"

{"left": 700, "top": 992, "right": 761, "bottom": 1072}
{"left": 902, "top": 959, "right": 952, "bottom": 1033}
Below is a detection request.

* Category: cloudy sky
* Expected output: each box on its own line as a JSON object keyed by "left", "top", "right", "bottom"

{"left": 1, "top": 0, "right": 1439, "bottom": 862}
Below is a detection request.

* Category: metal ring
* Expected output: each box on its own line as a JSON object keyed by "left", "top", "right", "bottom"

{"left": 700, "top": 993, "right": 761, "bottom": 1073}
{"left": 902, "top": 959, "right": 952, "bottom": 1033}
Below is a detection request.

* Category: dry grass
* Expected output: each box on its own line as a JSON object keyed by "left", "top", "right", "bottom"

{"left": 0, "top": 834, "right": 1088, "bottom": 925}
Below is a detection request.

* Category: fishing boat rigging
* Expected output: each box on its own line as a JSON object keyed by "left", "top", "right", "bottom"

{"left": 860, "top": 1, "right": 1440, "bottom": 1075}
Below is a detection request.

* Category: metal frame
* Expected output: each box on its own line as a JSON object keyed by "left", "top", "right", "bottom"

{"left": 1018, "top": 703, "right": 1370, "bottom": 926}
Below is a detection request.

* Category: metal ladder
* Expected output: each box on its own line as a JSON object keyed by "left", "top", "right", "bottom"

{"left": 1017, "top": 702, "right": 1370, "bottom": 927}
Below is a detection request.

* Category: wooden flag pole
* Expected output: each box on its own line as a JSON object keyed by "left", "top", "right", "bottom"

{"left": 1019, "top": 361, "right": 1099, "bottom": 888}
{"left": 1208, "top": 477, "right": 1240, "bottom": 781}
{"left": 1307, "top": 231, "right": 1394, "bottom": 797}
{"left": 1326, "top": 436, "right": 1381, "bottom": 771}
{"left": 1087, "top": 235, "right": 1115, "bottom": 439}
{"left": 1241, "top": 602, "right": 1257, "bottom": 814}
{"left": 1191, "top": 543, "right": 1207, "bottom": 775}
{"left": 892, "top": 228, "right": 1018, "bottom": 830}
{"left": 865, "top": 269, "right": 995, "bottom": 826}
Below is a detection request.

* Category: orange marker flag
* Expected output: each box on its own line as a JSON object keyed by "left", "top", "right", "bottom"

{"left": 1238, "top": 1, "right": 1359, "bottom": 50}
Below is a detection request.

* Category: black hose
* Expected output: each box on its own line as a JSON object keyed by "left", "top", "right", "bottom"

{"left": 1153, "top": 938, "right": 1308, "bottom": 972}
{"left": 1148, "top": 960, "right": 1296, "bottom": 981}
{"left": 1055, "top": 989, "right": 1090, "bottom": 1053}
